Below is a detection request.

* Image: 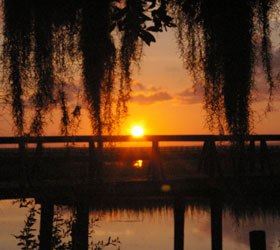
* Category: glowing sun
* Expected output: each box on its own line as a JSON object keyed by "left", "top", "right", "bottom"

{"left": 131, "top": 126, "right": 144, "bottom": 137}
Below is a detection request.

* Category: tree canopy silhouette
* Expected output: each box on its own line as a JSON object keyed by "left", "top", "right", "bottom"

{"left": 1, "top": 0, "right": 277, "bottom": 138}
{"left": 172, "top": 0, "right": 276, "bottom": 139}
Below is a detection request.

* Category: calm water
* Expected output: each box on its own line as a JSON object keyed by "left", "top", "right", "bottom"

{"left": 1, "top": 197, "right": 280, "bottom": 250}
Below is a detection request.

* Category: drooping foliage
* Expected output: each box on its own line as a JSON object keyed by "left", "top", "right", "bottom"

{"left": 2, "top": 0, "right": 173, "bottom": 136}
{"left": 1, "top": 0, "right": 278, "bottom": 138}
{"left": 171, "top": 0, "right": 277, "bottom": 138}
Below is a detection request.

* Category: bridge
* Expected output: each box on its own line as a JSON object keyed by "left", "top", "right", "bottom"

{"left": 0, "top": 134, "right": 278, "bottom": 181}
{"left": 0, "top": 134, "right": 278, "bottom": 198}
{"left": 0, "top": 133, "right": 278, "bottom": 203}
{"left": 1, "top": 134, "right": 280, "bottom": 144}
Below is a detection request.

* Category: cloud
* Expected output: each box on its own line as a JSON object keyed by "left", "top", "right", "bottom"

{"left": 131, "top": 81, "right": 173, "bottom": 105}
{"left": 131, "top": 81, "right": 161, "bottom": 92}
{"left": 132, "top": 90, "right": 173, "bottom": 105}
{"left": 176, "top": 85, "right": 204, "bottom": 105}
{"left": 132, "top": 82, "right": 146, "bottom": 91}
{"left": 131, "top": 81, "right": 204, "bottom": 105}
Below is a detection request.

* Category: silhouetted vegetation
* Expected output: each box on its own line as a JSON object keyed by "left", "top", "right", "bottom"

{"left": 13, "top": 199, "right": 121, "bottom": 250}
{"left": 1, "top": 0, "right": 278, "bottom": 138}
{"left": 171, "top": 0, "right": 277, "bottom": 139}
{"left": 1, "top": 0, "right": 173, "bottom": 136}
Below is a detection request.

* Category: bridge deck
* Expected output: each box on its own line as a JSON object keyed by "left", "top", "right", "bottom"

{"left": 0, "top": 134, "right": 280, "bottom": 144}
{"left": 0, "top": 134, "right": 279, "bottom": 201}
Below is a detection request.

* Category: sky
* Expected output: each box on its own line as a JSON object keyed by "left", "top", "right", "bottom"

{"left": 121, "top": 29, "right": 280, "bottom": 136}
{"left": 121, "top": 30, "right": 208, "bottom": 135}
{"left": 68, "top": 28, "right": 280, "bottom": 136}
{"left": 0, "top": 28, "right": 280, "bottom": 136}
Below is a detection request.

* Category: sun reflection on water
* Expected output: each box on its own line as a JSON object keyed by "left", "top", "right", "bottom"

{"left": 133, "top": 160, "right": 143, "bottom": 168}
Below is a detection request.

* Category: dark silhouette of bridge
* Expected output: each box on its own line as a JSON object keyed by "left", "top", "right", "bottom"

{"left": 0, "top": 134, "right": 278, "bottom": 180}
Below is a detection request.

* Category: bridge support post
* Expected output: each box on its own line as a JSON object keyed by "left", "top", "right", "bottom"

{"left": 149, "top": 140, "right": 165, "bottom": 181}
{"left": 249, "top": 140, "right": 256, "bottom": 173}
{"left": 97, "top": 139, "right": 103, "bottom": 180}
{"left": 88, "top": 140, "right": 96, "bottom": 181}
{"left": 200, "top": 139, "right": 220, "bottom": 177}
{"left": 174, "top": 199, "right": 185, "bottom": 250}
{"left": 250, "top": 231, "right": 266, "bottom": 250}
{"left": 211, "top": 200, "right": 223, "bottom": 250}
{"left": 72, "top": 201, "right": 89, "bottom": 250}
{"left": 33, "top": 142, "right": 43, "bottom": 180}
{"left": 36, "top": 142, "right": 43, "bottom": 155}
{"left": 18, "top": 140, "right": 27, "bottom": 185}
{"left": 39, "top": 202, "right": 54, "bottom": 250}
{"left": 260, "top": 140, "right": 272, "bottom": 175}
{"left": 89, "top": 140, "right": 103, "bottom": 182}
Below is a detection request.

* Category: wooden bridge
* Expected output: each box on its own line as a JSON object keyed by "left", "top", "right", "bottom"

{"left": 1, "top": 134, "right": 280, "bottom": 144}
{"left": 0, "top": 134, "right": 278, "bottom": 181}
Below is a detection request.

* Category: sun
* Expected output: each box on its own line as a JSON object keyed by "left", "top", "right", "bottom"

{"left": 131, "top": 126, "right": 144, "bottom": 137}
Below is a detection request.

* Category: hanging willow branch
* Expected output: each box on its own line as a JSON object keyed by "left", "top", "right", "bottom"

{"left": 79, "top": 1, "right": 116, "bottom": 135}
{"left": 1, "top": 0, "right": 278, "bottom": 139}
{"left": 30, "top": 2, "right": 55, "bottom": 136}
{"left": 2, "top": 0, "right": 172, "bottom": 136}
{"left": 171, "top": 0, "right": 277, "bottom": 139}
{"left": 3, "top": 0, "right": 33, "bottom": 136}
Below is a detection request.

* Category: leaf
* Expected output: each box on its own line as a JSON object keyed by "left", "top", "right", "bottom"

{"left": 147, "top": 26, "right": 162, "bottom": 32}
{"left": 138, "top": 30, "right": 156, "bottom": 46}
{"left": 112, "top": 7, "right": 127, "bottom": 21}
{"left": 148, "top": 0, "right": 157, "bottom": 9}
{"left": 117, "top": 20, "right": 125, "bottom": 31}
{"left": 139, "top": 13, "right": 152, "bottom": 22}
{"left": 166, "top": 23, "right": 177, "bottom": 28}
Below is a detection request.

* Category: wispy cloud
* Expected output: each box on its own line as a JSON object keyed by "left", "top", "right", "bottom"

{"left": 131, "top": 81, "right": 204, "bottom": 105}
{"left": 131, "top": 81, "right": 173, "bottom": 105}
{"left": 176, "top": 85, "right": 204, "bottom": 105}
{"left": 132, "top": 91, "right": 173, "bottom": 105}
{"left": 132, "top": 81, "right": 161, "bottom": 92}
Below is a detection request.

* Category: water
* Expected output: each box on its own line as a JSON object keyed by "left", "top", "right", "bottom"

{"left": 1, "top": 197, "right": 280, "bottom": 250}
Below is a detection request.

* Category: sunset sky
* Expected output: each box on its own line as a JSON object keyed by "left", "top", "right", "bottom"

{"left": 0, "top": 29, "right": 280, "bottom": 136}
{"left": 120, "top": 28, "right": 280, "bottom": 136}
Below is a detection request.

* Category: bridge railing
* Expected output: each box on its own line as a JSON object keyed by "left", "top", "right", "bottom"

{"left": 0, "top": 135, "right": 279, "bottom": 180}
{"left": 1, "top": 134, "right": 280, "bottom": 144}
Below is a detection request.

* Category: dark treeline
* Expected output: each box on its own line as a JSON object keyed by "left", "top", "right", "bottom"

{"left": 1, "top": 0, "right": 278, "bottom": 139}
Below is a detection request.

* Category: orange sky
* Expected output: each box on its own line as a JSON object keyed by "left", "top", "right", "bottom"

{"left": 0, "top": 30, "right": 280, "bottom": 136}
{"left": 122, "top": 30, "right": 280, "bottom": 136}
